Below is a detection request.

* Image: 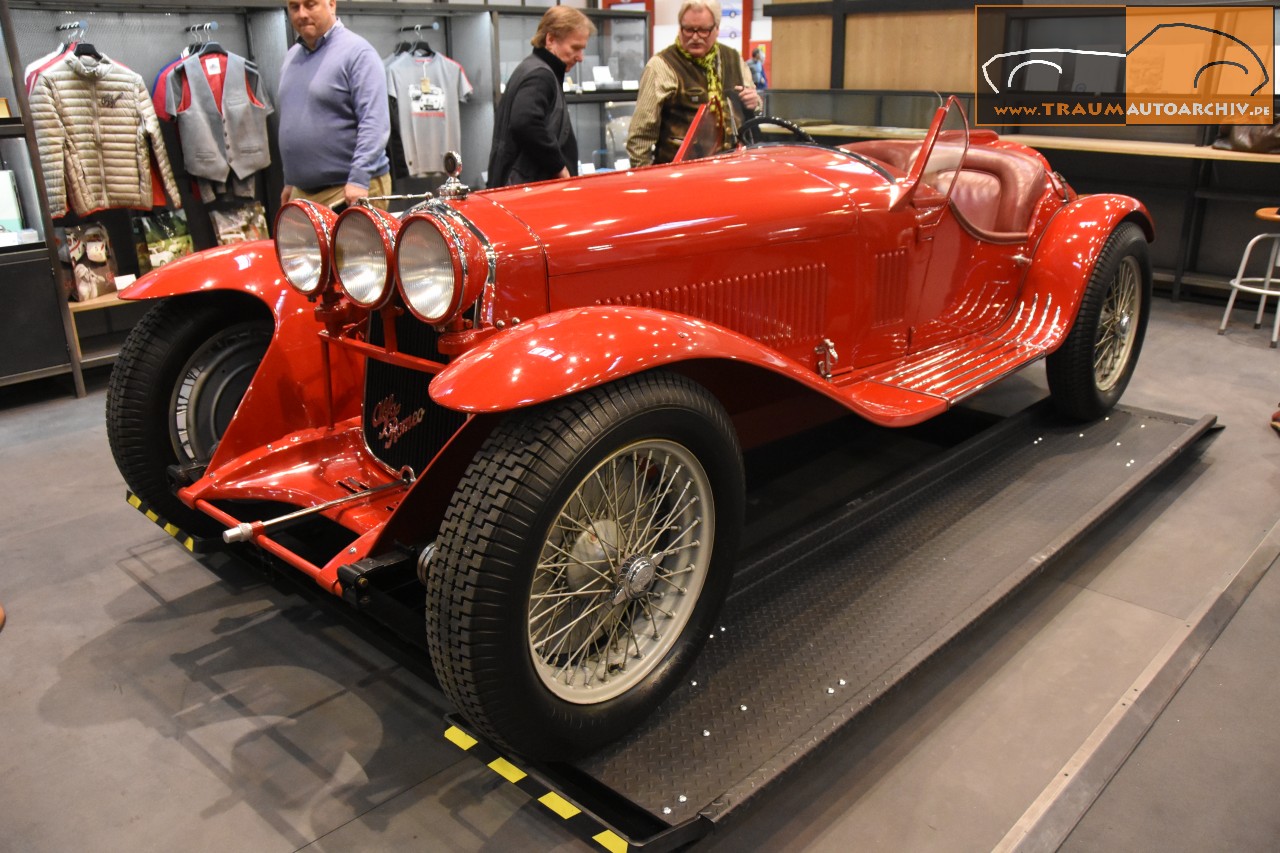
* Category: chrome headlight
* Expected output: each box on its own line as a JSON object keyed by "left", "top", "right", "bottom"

{"left": 396, "top": 215, "right": 461, "bottom": 323}
{"left": 333, "top": 206, "right": 398, "bottom": 308}
{"left": 274, "top": 200, "right": 335, "bottom": 295}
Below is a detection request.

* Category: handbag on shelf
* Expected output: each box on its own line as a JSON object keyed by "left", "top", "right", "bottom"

{"left": 1213, "top": 121, "right": 1280, "bottom": 154}
{"left": 55, "top": 223, "right": 117, "bottom": 302}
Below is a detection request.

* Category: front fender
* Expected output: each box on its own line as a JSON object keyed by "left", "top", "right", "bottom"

{"left": 430, "top": 306, "right": 828, "bottom": 413}
{"left": 1017, "top": 194, "right": 1153, "bottom": 350}
{"left": 120, "top": 241, "right": 306, "bottom": 320}
{"left": 122, "top": 241, "right": 365, "bottom": 467}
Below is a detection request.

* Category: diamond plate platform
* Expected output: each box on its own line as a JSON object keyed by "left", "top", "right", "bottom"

{"left": 129, "top": 400, "right": 1216, "bottom": 852}
{"left": 470, "top": 402, "right": 1216, "bottom": 850}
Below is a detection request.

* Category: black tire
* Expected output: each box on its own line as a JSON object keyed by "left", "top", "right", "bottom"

{"left": 1046, "top": 221, "right": 1151, "bottom": 421}
{"left": 106, "top": 296, "right": 271, "bottom": 534}
{"left": 426, "top": 372, "right": 745, "bottom": 760}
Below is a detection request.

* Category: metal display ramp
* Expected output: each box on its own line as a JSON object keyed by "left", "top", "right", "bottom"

{"left": 126, "top": 401, "right": 1216, "bottom": 851}
{"left": 440, "top": 403, "right": 1216, "bottom": 851}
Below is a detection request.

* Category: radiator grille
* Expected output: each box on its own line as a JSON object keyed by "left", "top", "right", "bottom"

{"left": 362, "top": 313, "right": 468, "bottom": 476}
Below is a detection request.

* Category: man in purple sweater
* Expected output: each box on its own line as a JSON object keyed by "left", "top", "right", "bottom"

{"left": 279, "top": 0, "right": 390, "bottom": 210}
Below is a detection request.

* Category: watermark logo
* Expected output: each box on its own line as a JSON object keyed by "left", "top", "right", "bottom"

{"left": 975, "top": 5, "right": 1274, "bottom": 126}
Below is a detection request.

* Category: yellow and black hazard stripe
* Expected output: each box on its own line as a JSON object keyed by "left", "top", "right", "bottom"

{"left": 444, "top": 724, "right": 632, "bottom": 853}
{"left": 126, "top": 491, "right": 208, "bottom": 553}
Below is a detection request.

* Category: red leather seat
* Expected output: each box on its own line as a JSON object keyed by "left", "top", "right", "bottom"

{"left": 845, "top": 140, "right": 1047, "bottom": 241}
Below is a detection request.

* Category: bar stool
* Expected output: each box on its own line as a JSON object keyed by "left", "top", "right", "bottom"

{"left": 1219, "top": 207, "right": 1280, "bottom": 348}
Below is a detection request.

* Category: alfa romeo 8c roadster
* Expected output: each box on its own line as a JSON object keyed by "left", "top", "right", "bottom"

{"left": 107, "top": 98, "right": 1153, "bottom": 760}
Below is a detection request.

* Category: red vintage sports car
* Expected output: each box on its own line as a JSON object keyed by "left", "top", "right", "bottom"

{"left": 107, "top": 98, "right": 1152, "bottom": 760}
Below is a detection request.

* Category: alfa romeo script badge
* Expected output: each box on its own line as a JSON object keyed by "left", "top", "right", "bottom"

{"left": 371, "top": 394, "right": 426, "bottom": 449}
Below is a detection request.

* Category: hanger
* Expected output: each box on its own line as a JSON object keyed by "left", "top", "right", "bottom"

{"left": 185, "top": 22, "right": 224, "bottom": 59}
{"left": 396, "top": 24, "right": 437, "bottom": 56}
{"left": 56, "top": 21, "right": 85, "bottom": 52}
{"left": 73, "top": 42, "right": 102, "bottom": 59}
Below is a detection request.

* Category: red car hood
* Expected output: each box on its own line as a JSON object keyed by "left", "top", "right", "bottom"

{"left": 475, "top": 146, "right": 889, "bottom": 277}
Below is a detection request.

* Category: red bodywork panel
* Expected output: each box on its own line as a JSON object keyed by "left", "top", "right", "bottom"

{"left": 119, "top": 115, "right": 1152, "bottom": 595}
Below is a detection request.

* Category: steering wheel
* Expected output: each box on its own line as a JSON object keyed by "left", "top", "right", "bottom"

{"left": 738, "top": 115, "right": 815, "bottom": 146}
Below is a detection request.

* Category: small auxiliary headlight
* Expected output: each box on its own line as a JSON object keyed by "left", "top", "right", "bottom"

{"left": 396, "top": 215, "right": 461, "bottom": 324}
{"left": 274, "top": 200, "right": 336, "bottom": 295}
{"left": 333, "top": 206, "right": 398, "bottom": 308}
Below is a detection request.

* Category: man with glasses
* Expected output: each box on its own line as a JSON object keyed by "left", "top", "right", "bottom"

{"left": 626, "top": 0, "right": 761, "bottom": 167}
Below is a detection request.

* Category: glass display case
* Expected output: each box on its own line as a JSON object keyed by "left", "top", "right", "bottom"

{"left": 492, "top": 8, "right": 647, "bottom": 179}
{"left": 495, "top": 10, "right": 647, "bottom": 96}
{"left": 572, "top": 99, "right": 635, "bottom": 173}
{"left": 0, "top": 137, "right": 45, "bottom": 249}
{"left": 0, "top": 17, "right": 41, "bottom": 251}
{"left": 0, "top": 11, "right": 75, "bottom": 388}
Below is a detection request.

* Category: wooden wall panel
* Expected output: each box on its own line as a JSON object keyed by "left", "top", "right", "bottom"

{"left": 773, "top": 18, "right": 833, "bottom": 90}
{"left": 843, "top": 11, "right": 973, "bottom": 91}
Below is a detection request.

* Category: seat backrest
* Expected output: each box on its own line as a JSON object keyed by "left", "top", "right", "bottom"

{"left": 960, "top": 146, "right": 1046, "bottom": 235}
{"left": 943, "top": 169, "right": 1002, "bottom": 233}
{"left": 845, "top": 139, "right": 1047, "bottom": 239}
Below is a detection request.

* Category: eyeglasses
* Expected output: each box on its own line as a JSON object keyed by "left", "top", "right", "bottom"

{"left": 680, "top": 25, "right": 715, "bottom": 37}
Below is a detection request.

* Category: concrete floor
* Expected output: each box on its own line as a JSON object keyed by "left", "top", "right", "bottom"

{"left": 0, "top": 295, "right": 1277, "bottom": 852}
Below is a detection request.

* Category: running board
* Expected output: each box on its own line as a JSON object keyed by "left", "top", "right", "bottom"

{"left": 842, "top": 335, "right": 1044, "bottom": 423}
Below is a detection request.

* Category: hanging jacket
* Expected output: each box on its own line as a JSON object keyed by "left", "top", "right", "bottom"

{"left": 165, "top": 52, "right": 273, "bottom": 182}
{"left": 30, "top": 52, "right": 182, "bottom": 218}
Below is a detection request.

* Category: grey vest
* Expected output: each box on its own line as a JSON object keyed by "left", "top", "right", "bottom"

{"left": 168, "top": 53, "right": 271, "bottom": 181}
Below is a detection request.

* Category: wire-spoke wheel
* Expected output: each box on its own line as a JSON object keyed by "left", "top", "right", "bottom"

{"left": 1048, "top": 222, "right": 1151, "bottom": 420}
{"left": 1093, "top": 254, "right": 1142, "bottom": 393}
{"left": 530, "top": 438, "right": 714, "bottom": 704}
{"left": 426, "top": 372, "right": 744, "bottom": 760}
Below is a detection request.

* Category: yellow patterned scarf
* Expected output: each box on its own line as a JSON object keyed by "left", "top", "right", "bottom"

{"left": 675, "top": 40, "right": 723, "bottom": 121}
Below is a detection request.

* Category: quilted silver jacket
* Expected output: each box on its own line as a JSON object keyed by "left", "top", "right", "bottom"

{"left": 30, "top": 53, "right": 181, "bottom": 218}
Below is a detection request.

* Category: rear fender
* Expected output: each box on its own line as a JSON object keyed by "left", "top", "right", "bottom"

{"left": 430, "top": 306, "right": 837, "bottom": 413}
{"left": 1015, "top": 195, "right": 1153, "bottom": 350}
{"left": 121, "top": 241, "right": 365, "bottom": 467}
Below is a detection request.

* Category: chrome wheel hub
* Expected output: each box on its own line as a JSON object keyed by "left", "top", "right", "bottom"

{"left": 612, "top": 555, "right": 658, "bottom": 605}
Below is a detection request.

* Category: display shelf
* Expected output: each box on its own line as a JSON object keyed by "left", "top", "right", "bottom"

{"left": 567, "top": 91, "right": 639, "bottom": 104}
{"left": 0, "top": 233, "right": 45, "bottom": 252}
{"left": 77, "top": 327, "right": 134, "bottom": 369}
{"left": 66, "top": 291, "right": 146, "bottom": 372}
{"left": 0, "top": 361, "right": 75, "bottom": 390}
{"left": 68, "top": 290, "right": 125, "bottom": 314}
{"left": 0, "top": 0, "right": 650, "bottom": 394}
